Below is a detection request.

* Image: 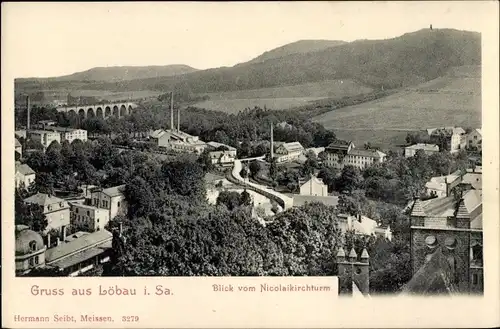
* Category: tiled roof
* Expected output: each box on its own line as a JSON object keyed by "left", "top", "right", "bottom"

{"left": 410, "top": 199, "right": 426, "bottom": 217}
{"left": 280, "top": 142, "right": 304, "bottom": 152}
{"left": 461, "top": 173, "right": 482, "bottom": 190}
{"left": 461, "top": 189, "right": 482, "bottom": 214}
{"left": 102, "top": 185, "right": 126, "bottom": 197}
{"left": 326, "top": 140, "right": 353, "bottom": 150}
{"left": 150, "top": 129, "right": 166, "bottom": 139}
{"left": 45, "top": 229, "right": 112, "bottom": 263}
{"left": 16, "top": 163, "right": 35, "bottom": 176}
{"left": 348, "top": 149, "right": 386, "bottom": 158}
{"left": 405, "top": 143, "right": 439, "bottom": 151}
{"left": 207, "top": 141, "right": 236, "bottom": 151}
{"left": 24, "top": 193, "right": 65, "bottom": 207}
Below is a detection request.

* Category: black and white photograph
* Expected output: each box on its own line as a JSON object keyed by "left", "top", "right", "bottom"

{"left": 10, "top": 2, "right": 487, "bottom": 298}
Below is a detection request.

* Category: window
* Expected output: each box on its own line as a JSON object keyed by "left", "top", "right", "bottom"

{"left": 117, "top": 202, "right": 121, "bottom": 207}
{"left": 97, "top": 219, "right": 100, "bottom": 223}
{"left": 34, "top": 255, "right": 39, "bottom": 265}
{"left": 76, "top": 208, "right": 79, "bottom": 214}
{"left": 87, "top": 211, "right": 90, "bottom": 216}
{"left": 472, "top": 273, "right": 478, "bottom": 285}
{"left": 29, "top": 258, "right": 34, "bottom": 266}
{"left": 29, "top": 240, "right": 37, "bottom": 252}
{"left": 425, "top": 235, "right": 438, "bottom": 249}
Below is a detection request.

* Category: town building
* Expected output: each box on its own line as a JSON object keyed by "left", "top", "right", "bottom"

{"left": 15, "top": 162, "right": 36, "bottom": 189}
{"left": 404, "top": 143, "right": 440, "bottom": 158}
{"left": 274, "top": 142, "right": 305, "bottom": 163}
{"left": 15, "top": 138, "right": 23, "bottom": 156}
{"left": 206, "top": 141, "right": 237, "bottom": 165}
{"left": 23, "top": 193, "right": 70, "bottom": 235}
{"left": 15, "top": 130, "right": 27, "bottom": 139}
{"left": 151, "top": 129, "right": 207, "bottom": 154}
{"left": 299, "top": 175, "right": 328, "bottom": 197}
{"left": 69, "top": 202, "right": 110, "bottom": 233}
{"left": 15, "top": 225, "right": 47, "bottom": 274}
{"left": 28, "top": 130, "right": 61, "bottom": 149}
{"left": 89, "top": 185, "right": 127, "bottom": 221}
{"left": 15, "top": 224, "right": 114, "bottom": 277}
{"left": 404, "top": 189, "right": 483, "bottom": 294}
{"left": 324, "top": 141, "right": 355, "bottom": 169}
{"left": 425, "top": 170, "right": 462, "bottom": 198}
{"left": 428, "top": 127, "right": 467, "bottom": 154}
{"left": 343, "top": 149, "right": 386, "bottom": 170}
{"left": 338, "top": 213, "right": 393, "bottom": 241}
{"left": 298, "top": 147, "right": 325, "bottom": 163}
{"left": 466, "top": 128, "right": 482, "bottom": 151}
{"left": 44, "top": 126, "right": 88, "bottom": 143}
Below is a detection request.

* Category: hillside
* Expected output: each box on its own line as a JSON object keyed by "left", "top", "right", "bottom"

{"left": 312, "top": 65, "right": 481, "bottom": 149}
{"left": 17, "top": 64, "right": 198, "bottom": 82}
{"left": 241, "top": 39, "right": 346, "bottom": 65}
{"left": 81, "top": 28, "right": 480, "bottom": 93}
{"left": 15, "top": 28, "right": 481, "bottom": 106}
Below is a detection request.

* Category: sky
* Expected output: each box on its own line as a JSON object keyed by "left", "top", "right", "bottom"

{"left": 2, "top": 1, "right": 494, "bottom": 78}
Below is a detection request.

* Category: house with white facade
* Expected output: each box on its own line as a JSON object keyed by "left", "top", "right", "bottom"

{"left": 152, "top": 129, "right": 207, "bottom": 154}
{"left": 404, "top": 143, "right": 439, "bottom": 158}
{"left": 23, "top": 193, "right": 70, "bottom": 235}
{"left": 274, "top": 142, "right": 304, "bottom": 163}
{"left": 299, "top": 175, "right": 328, "bottom": 197}
{"left": 69, "top": 202, "right": 110, "bottom": 233}
{"left": 428, "top": 127, "right": 467, "bottom": 153}
{"left": 206, "top": 141, "right": 237, "bottom": 165}
{"left": 15, "top": 162, "right": 36, "bottom": 189}
{"left": 28, "top": 130, "right": 61, "bottom": 149}
{"left": 89, "top": 185, "right": 127, "bottom": 221}
{"left": 467, "top": 128, "right": 482, "bottom": 151}
{"left": 343, "top": 149, "right": 386, "bottom": 170}
{"left": 338, "top": 213, "right": 392, "bottom": 241}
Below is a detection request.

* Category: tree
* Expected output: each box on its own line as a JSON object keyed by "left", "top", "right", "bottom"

{"left": 336, "top": 165, "right": 362, "bottom": 193}
{"left": 317, "top": 167, "right": 337, "bottom": 192}
{"left": 15, "top": 191, "right": 48, "bottom": 233}
{"left": 240, "top": 166, "right": 249, "bottom": 179}
{"left": 217, "top": 191, "right": 243, "bottom": 211}
{"left": 249, "top": 161, "right": 261, "bottom": 177}
{"left": 240, "top": 189, "right": 252, "bottom": 206}
{"left": 33, "top": 172, "right": 55, "bottom": 195}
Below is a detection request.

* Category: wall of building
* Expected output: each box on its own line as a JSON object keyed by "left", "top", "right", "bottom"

{"left": 299, "top": 180, "right": 328, "bottom": 197}
{"left": 45, "top": 208, "right": 71, "bottom": 232}
{"left": 15, "top": 173, "right": 35, "bottom": 189}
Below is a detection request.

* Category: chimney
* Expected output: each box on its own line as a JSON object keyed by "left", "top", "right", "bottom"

{"left": 177, "top": 102, "right": 180, "bottom": 132}
{"left": 170, "top": 91, "right": 174, "bottom": 130}
{"left": 270, "top": 123, "right": 274, "bottom": 160}
{"left": 26, "top": 96, "right": 31, "bottom": 131}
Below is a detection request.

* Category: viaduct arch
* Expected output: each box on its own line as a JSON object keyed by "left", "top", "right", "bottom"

{"left": 56, "top": 102, "right": 138, "bottom": 120}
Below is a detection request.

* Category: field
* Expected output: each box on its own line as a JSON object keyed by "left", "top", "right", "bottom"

{"left": 193, "top": 79, "right": 373, "bottom": 113}
{"left": 312, "top": 66, "right": 481, "bottom": 149}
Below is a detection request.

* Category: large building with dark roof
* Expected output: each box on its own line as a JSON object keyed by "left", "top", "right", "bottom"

{"left": 324, "top": 141, "right": 386, "bottom": 170}
{"left": 405, "top": 189, "right": 483, "bottom": 295}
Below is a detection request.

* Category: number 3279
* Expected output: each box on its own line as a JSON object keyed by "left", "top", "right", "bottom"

{"left": 122, "top": 316, "right": 139, "bottom": 322}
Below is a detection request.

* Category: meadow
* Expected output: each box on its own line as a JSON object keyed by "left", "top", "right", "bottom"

{"left": 312, "top": 66, "right": 481, "bottom": 149}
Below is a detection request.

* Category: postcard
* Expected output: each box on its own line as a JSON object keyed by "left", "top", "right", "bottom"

{"left": 2, "top": 1, "right": 499, "bottom": 328}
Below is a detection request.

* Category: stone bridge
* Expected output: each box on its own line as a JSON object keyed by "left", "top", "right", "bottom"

{"left": 55, "top": 102, "right": 139, "bottom": 119}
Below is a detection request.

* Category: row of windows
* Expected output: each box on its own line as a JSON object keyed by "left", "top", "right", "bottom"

{"left": 47, "top": 202, "right": 66, "bottom": 211}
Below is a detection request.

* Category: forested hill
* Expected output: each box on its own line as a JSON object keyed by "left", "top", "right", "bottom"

{"left": 15, "top": 28, "right": 480, "bottom": 96}
{"left": 16, "top": 64, "right": 198, "bottom": 83}
{"left": 82, "top": 28, "right": 481, "bottom": 93}
{"left": 240, "top": 39, "right": 347, "bottom": 65}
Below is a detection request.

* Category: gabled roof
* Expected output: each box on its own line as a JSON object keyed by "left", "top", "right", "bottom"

{"left": 150, "top": 129, "right": 166, "bottom": 139}
{"left": 16, "top": 163, "right": 35, "bottom": 176}
{"left": 461, "top": 173, "right": 482, "bottom": 190}
{"left": 15, "top": 138, "right": 22, "bottom": 148}
{"left": 402, "top": 248, "right": 460, "bottom": 295}
{"left": 300, "top": 175, "right": 326, "bottom": 188}
{"left": 207, "top": 141, "right": 236, "bottom": 151}
{"left": 405, "top": 143, "right": 439, "bottom": 151}
{"left": 45, "top": 229, "right": 112, "bottom": 263}
{"left": 326, "top": 140, "right": 353, "bottom": 151}
{"left": 24, "top": 193, "right": 65, "bottom": 207}
{"left": 102, "top": 185, "right": 126, "bottom": 197}
{"left": 279, "top": 142, "right": 304, "bottom": 153}
{"left": 348, "top": 149, "right": 386, "bottom": 158}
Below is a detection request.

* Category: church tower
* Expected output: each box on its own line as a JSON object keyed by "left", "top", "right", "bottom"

{"left": 337, "top": 247, "right": 370, "bottom": 296}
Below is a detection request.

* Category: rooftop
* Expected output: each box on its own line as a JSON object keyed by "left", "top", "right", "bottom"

{"left": 24, "top": 193, "right": 65, "bottom": 207}
{"left": 45, "top": 229, "right": 112, "bottom": 263}
{"left": 405, "top": 143, "right": 439, "bottom": 151}
{"left": 44, "top": 126, "right": 86, "bottom": 133}
{"left": 48, "top": 240, "right": 112, "bottom": 270}
{"left": 16, "top": 163, "right": 35, "bottom": 176}
{"left": 150, "top": 129, "right": 165, "bottom": 139}
{"left": 207, "top": 141, "right": 236, "bottom": 151}
{"left": 348, "top": 149, "right": 386, "bottom": 158}
{"left": 461, "top": 173, "right": 482, "bottom": 190}
{"left": 15, "top": 138, "right": 22, "bottom": 148}
{"left": 326, "top": 140, "right": 353, "bottom": 150}
{"left": 280, "top": 142, "right": 304, "bottom": 152}
{"left": 101, "top": 185, "right": 126, "bottom": 197}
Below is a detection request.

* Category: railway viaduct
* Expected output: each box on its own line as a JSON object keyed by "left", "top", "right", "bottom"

{"left": 55, "top": 102, "right": 139, "bottom": 119}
